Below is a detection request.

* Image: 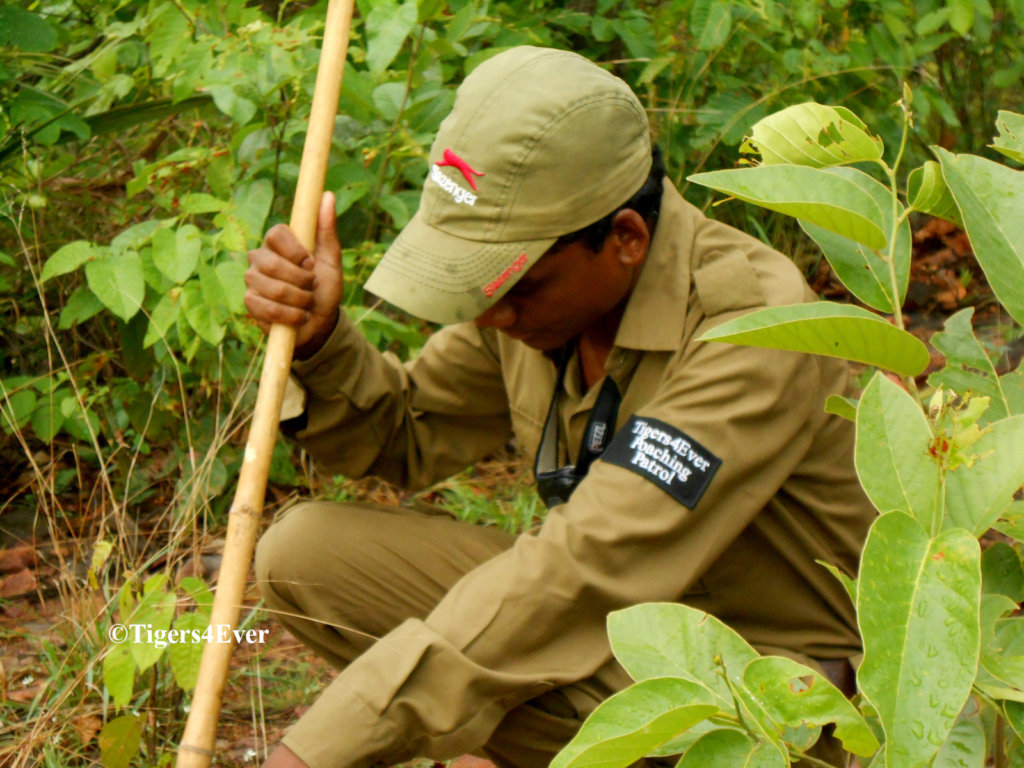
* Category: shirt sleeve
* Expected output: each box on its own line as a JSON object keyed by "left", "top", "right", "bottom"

{"left": 287, "top": 312, "right": 513, "bottom": 489}
{"left": 281, "top": 316, "right": 833, "bottom": 768}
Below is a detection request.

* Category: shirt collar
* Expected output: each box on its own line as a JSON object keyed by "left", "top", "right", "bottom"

{"left": 612, "top": 178, "right": 695, "bottom": 352}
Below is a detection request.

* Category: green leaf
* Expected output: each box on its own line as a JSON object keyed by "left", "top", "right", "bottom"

{"left": 143, "top": 290, "right": 181, "bottom": 348}
{"left": 745, "top": 102, "right": 883, "bottom": 167}
{"left": 855, "top": 372, "right": 940, "bottom": 527}
{"left": 818, "top": 560, "right": 858, "bottom": 605}
{"left": 608, "top": 603, "right": 759, "bottom": 712}
{"left": 697, "top": 302, "right": 930, "bottom": 377}
{"left": 152, "top": 225, "right": 202, "bottom": 284}
{"left": 167, "top": 612, "right": 208, "bottom": 691}
{"left": 1006, "top": 700, "right": 1024, "bottom": 742}
{"left": 687, "top": 165, "right": 887, "bottom": 249}
{"left": 85, "top": 249, "right": 145, "bottom": 322}
{"left": 550, "top": 677, "right": 719, "bottom": 768}
{"left": 31, "top": 398, "right": 66, "bottom": 443}
{"left": 214, "top": 258, "right": 247, "bottom": 314}
{"left": 908, "top": 161, "right": 964, "bottom": 226}
{"left": 41, "top": 241, "right": 97, "bottom": 282}
{"left": 102, "top": 642, "right": 135, "bottom": 709}
{"left": 857, "top": 512, "right": 981, "bottom": 768}
{"left": 365, "top": 0, "right": 419, "bottom": 72}
{"left": 128, "top": 580, "right": 175, "bottom": 673}
{"left": 690, "top": 0, "right": 732, "bottom": 51}
{"left": 743, "top": 656, "right": 880, "bottom": 756}
{"left": 179, "top": 576, "right": 213, "bottom": 618}
{"left": 0, "top": 6, "right": 57, "bottom": 52}
{"left": 180, "top": 193, "right": 227, "bottom": 215}
{"left": 678, "top": 728, "right": 785, "bottom": 768}
{"left": 232, "top": 179, "right": 274, "bottom": 243}
{"left": 206, "top": 85, "right": 257, "bottom": 125}
{"left": 58, "top": 286, "right": 104, "bottom": 329}
{"left": 800, "top": 167, "right": 910, "bottom": 312}
{"left": 98, "top": 714, "right": 143, "bottom": 768}
{"left": 944, "top": 416, "right": 1024, "bottom": 536}
{"left": 824, "top": 395, "right": 857, "bottom": 422}
{"left": 928, "top": 308, "right": 1010, "bottom": 422}
{"left": 949, "top": 0, "right": 975, "bottom": 35}
{"left": 2, "top": 387, "right": 37, "bottom": 430}
{"left": 982, "top": 542, "right": 1024, "bottom": 602}
{"left": 992, "top": 111, "right": 1024, "bottom": 164}
{"left": 935, "top": 148, "right": 1024, "bottom": 325}
{"left": 181, "top": 280, "right": 226, "bottom": 345}
{"left": 932, "top": 718, "right": 984, "bottom": 768}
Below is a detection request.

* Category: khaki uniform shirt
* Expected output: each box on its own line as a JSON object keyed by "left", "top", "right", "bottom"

{"left": 280, "top": 181, "right": 874, "bottom": 766}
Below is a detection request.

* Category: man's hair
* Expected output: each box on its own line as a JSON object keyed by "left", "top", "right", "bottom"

{"left": 552, "top": 144, "right": 666, "bottom": 253}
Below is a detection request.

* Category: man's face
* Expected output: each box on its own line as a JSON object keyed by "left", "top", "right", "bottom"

{"left": 473, "top": 221, "right": 643, "bottom": 350}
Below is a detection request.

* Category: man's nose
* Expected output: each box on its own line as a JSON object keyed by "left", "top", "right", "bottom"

{"left": 474, "top": 299, "right": 517, "bottom": 330}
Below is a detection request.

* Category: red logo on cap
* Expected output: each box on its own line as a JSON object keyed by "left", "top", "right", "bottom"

{"left": 482, "top": 253, "right": 529, "bottom": 297}
{"left": 436, "top": 148, "right": 485, "bottom": 191}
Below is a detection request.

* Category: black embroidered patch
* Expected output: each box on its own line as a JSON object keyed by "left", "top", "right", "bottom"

{"left": 602, "top": 415, "right": 722, "bottom": 508}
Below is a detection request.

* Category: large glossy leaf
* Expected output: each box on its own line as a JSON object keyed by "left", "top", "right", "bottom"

{"left": 745, "top": 102, "right": 883, "bottom": 167}
{"left": 608, "top": 603, "right": 759, "bottom": 711}
{"left": 857, "top": 512, "right": 981, "bottom": 768}
{"left": 549, "top": 677, "right": 718, "bottom": 768}
{"left": 992, "top": 111, "right": 1024, "bottom": 164}
{"left": 928, "top": 309, "right": 1010, "bottom": 422}
{"left": 743, "top": 656, "right": 880, "bottom": 756}
{"left": 698, "top": 302, "right": 930, "bottom": 377}
{"left": 932, "top": 719, "right": 984, "bottom": 768}
{"left": 181, "top": 280, "right": 226, "bottom": 346}
{"left": 678, "top": 729, "right": 786, "bottom": 768}
{"left": 855, "top": 372, "right": 940, "bottom": 528}
{"left": 84, "top": 248, "right": 145, "bottom": 322}
{"left": 936, "top": 148, "right": 1024, "bottom": 325}
{"left": 801, "top": 167, "right": 910, "bottom": 312}
{"left": 944, "top": 416, "right": 1024, "bottom": 535}
{"left": 907, "top": 161, "right": 964, "bottom": 226}
{"left": 687, "top": 165, "right": 887, "bottom": 248}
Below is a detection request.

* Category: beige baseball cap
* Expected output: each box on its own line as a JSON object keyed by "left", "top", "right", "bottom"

{"left": 364, "top": 46, "right": 652, "bottom": 324}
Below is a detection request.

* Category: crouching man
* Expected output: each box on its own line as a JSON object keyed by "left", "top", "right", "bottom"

{"left": 244, "top": 46, "right": 873, "bottom": 768}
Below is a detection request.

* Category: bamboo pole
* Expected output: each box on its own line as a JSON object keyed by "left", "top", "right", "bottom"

{"left": 176, "top": 1, "right": 355, "bottom": 764}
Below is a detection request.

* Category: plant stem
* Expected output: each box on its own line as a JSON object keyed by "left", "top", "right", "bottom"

{"left": 363, "top": 24, "right": 427, "bottom": 244}
{"left": 789, "top": 749, "right": 844, "bottom": 768}
{"left": 877, "top": 95, "right": 920, "bottom": 398}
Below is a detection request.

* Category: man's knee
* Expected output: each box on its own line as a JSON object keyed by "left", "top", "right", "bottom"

{"left": 255, "top": 500, "right": 349, "bottom": 604}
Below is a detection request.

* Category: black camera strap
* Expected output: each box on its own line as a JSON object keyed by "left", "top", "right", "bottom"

{"left": 534, "top": 346, "right": 622, "bottom": 507}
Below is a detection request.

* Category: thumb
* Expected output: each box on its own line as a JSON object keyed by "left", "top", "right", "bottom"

{"left": 314, "top": 191, "right": 341, "bottom": 268}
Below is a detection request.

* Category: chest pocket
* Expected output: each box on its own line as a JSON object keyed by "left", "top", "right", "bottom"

{"left": 692, "top": 250, "right": 767, "bottom": 317}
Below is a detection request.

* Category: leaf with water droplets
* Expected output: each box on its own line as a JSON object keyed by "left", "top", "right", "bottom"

{"left": 857, "top": 512, "right": 981, "bottom": 768}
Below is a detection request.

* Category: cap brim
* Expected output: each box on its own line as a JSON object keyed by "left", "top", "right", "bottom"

{"left": 365, "top": 211, "right": 557, "bottom": 324}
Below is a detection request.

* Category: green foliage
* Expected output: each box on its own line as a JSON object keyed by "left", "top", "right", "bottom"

{"left": 3, "top": 0, "right": 1024, "bottom": 762}
{"left": 555, "top": 101, "right": 1024, "bottom": 768}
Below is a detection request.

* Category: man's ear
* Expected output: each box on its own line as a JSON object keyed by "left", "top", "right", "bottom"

{"left": 610, "top": 208, "right": 650, "bottom": 268}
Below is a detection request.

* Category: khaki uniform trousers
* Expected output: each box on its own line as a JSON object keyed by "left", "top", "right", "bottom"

{"left": 255, "top": 500, "right": 847, "bottom": 768}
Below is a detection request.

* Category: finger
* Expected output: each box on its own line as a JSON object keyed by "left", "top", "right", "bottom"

{"left": 314, "top": 191, "right": 342, "bottom": 270}
{"left": 245, "top": 269, "right": 317, "bottom": 311}
{"left": 263, "top": 224, "right": 315, "bottom": 269}
{"left": 247, "top": 248, "right": 317, "bottom": 290}
{"left": 244, "top": 291, "right": 310, "bottom": 328}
